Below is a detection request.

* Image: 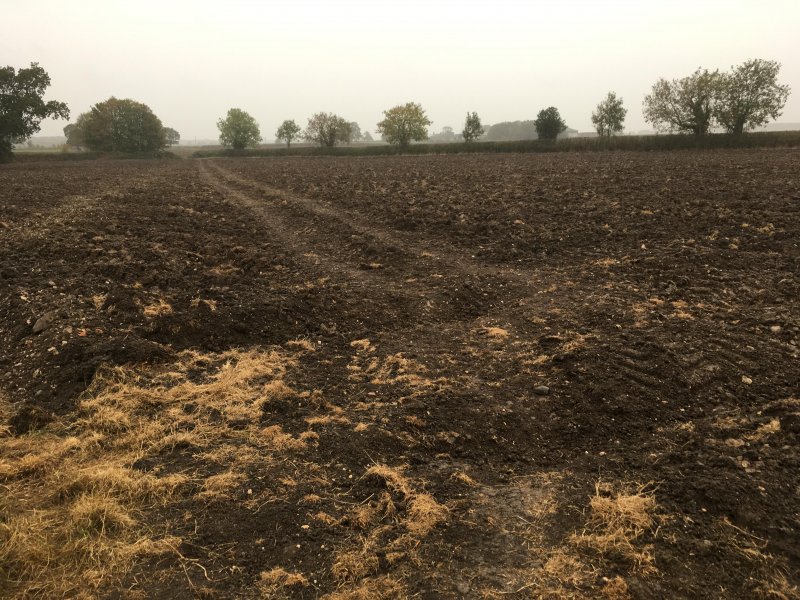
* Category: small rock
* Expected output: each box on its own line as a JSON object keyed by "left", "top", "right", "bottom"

{"left": 534, "top": 385, "right": 550, "bottom": 396}
{"left": 32, "top": 311, "right": 57, "bottom": 334}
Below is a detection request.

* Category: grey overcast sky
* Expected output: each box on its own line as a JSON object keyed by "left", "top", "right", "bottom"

{"left": 3, "top": 0, "right": 799, "bottom": 140}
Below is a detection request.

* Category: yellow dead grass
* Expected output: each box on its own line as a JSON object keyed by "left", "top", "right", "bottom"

{"left": 347, "top": 340, "right": 448, "bottom": 397}
{"left": 190, "top": 297, "right": 218, "bottom": 312}
{"left": 451, "top": 470, "right": 478, "bottom": 486}
{"left": 258, "top": 567, "right": 310, "bottom": 597}
{"left": 327, "top": 464, "right": 447, "bottom": 596}
{"left": 518, "top": 480, "right": 659, "bottom": 598}
{"left": 483, "top": 326, "right": 510, "bottom": 340}
{"left": 0, "top": 342, "right": 314, "bottom": 598}
{"left": 325, "top": 575, "right": 406, "bottom": 599}
{"left": 332, "top": 546, "right": 380, "bottom": 583}
{"left": 142, "top": 298, "right": 173, "bottom": 318}
{"left": 571, "top": 482, "right": 657, "bottom": 572}
{"left": 200, "top": 470, "right": 245, "bottom": 499}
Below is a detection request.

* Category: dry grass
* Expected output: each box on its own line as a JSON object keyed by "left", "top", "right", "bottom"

{"left": 208, "top": 263, "right": 241, "bottom": 276}
{"left": 482, "top": 326, "right": 510, "bottom": 340}
{"left": 142, "top": 298, "right": 173, "bottom": 317}
{"left": 594, "top": 257, "right": 619, "bottom": 268}
{"left": 190, "top": 297, "right": 218, "bottom": 312}
{"left": 325, "top": 465, "right": 447, "bottom": 594}
{"left": 451, "top": 470, "right": 478, "bottom": 486}
{"left": 519, "top": 480, "right": 659, "bottom": 598}
{"left": 326, "top": 575, "right": 406, "bottom": 599}
{"left": 0, "top": 341, "right": 315, "bottom": 598}
{"left": 406, "top": 493, "right": 449, "bottom": 537}
{"left": 332, "top": 546, "right": 380, "bottom": 583}
{"left": 601, "top": 576, "right": 631, "bottom": 599}
{"left": 260, "top": 425, "right": 311, "bottom": 451}
{"left": 69, "top": 493, "right": 137, "bottom": 535}
{"left": 571, "top": 482, "right": 657, "bottom": 572}
{"left": 258, "top": 567, "right": 310, "bottom": 597}
{"left": 200, "top": 470, "right": 245, "bottom": 499}
{"left": 365, "top": 464, "right": 414, "bottom": 497}
{"left": 347, "top": 341, "right": 447, "bottom": 397}
{"left": 92, "top": 293, "right": 108, "bottom": 311}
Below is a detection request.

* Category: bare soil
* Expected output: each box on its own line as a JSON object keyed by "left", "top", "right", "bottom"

{"left": 1, "top": 149, "right": 799, "bottom": 599}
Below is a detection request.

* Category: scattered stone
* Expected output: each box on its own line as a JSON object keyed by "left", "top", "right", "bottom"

{"left": 534, "top": 385, "right": 550, "bottom": 396}
{"left": 741, "top": 375, "right": 753, "bottom": 385}
{"left": 32, "top": 311, "right": 57, "bottom": 334}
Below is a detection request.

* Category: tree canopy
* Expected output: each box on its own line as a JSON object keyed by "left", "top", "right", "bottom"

{"left": 534, "top": 107, "right": 567, "bottom": 141}
{"left": 591, "top": 92, "right": 627, "bottom": 137}
{"left": 715, "top": 59, "right": 790, "bottom": 134}
{"left": 63, "top": 123, "right": 84, "bottom": 149}
{"left": 643, "top": 69, "right": 720, "bottom": 136}
{"left": 376, "top": 102, "right": 431, "bottom": 147}
{"left": 347, "top": 122, "right": 362, "bottom": 143}
{"left": 462, "top": 112, "right": 484, "bottom": 143}
{"left": 217, "top": 108, "right": 261, "bottom": 150}
{"left": 69, "top": 97, "right": 166, "bottom": 152}
{"left": 275, "top": 119, "right": 302, "bottom": 147}
{"left": 303, "top": 112, "right": 350, "bottom": 147}
{"left": 0, "top": 62, "right": 69, "bottom": 161}
{"left": 163, "top": 127, "right": 180, "bottom": 146}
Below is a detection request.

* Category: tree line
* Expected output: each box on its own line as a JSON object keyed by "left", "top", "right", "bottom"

{"left": 0, "top": 58, "right": 791, "bottom": 161}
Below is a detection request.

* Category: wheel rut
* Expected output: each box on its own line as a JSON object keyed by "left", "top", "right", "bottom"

{"left": 197, "top": 160, "right": 499, "bottom": 328}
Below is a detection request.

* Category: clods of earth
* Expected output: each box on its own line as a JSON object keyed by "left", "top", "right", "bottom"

{"left": 1, "top": 149, "right": 798, "bottom": 598}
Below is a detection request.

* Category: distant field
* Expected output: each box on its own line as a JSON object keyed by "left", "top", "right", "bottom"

{"left": 1, "top": 150, "right": 798, "bottom": 598}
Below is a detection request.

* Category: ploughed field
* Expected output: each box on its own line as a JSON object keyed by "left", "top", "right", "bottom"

{"left": 1, "top": 149, "right": 798, "bottom": 599}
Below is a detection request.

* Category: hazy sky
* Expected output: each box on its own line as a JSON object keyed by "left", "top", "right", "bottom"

{"left": 3, "top": 0, "right": 799, "bottom": 141}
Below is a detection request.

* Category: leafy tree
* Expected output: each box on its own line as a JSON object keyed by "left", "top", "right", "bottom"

{"left": 362, "top": 130, "right": 374, "bottom": 142}
{"left": 217, "top": 108, "right": 261, "bottom": 149}
{"left": 643, "top": 68, "right": 720, "bottom": 136}
{"left": 338, "top": 121, "right": 354, "bottom": 144}
{"left": 715, "top": 59, "right": 791, "bottom": 134}
{"left": 376, "top": 102, "right": 431, "bottom": 147}
{"left": 462, "top": 112, "right": 484, "bottom": 143}
{"left": 347, "top": 121, "right": 362, "bottom": 143}
{"left": 534, "top": 106, "right": 567, "bottom": 141}
{"left": 163, "top": 127, "right": 180, "bottom": 146}
{"left": 0, "top": 62, "right": 69, "bottom": 161}
{"left": 73, "top": 97, "right": 166, "bottom": 152}
{"left": 275, "top": 119, "right": 302, "bottom": 147}
{"left": 591, "top": 92, "right": 627, "bottom": 137}
{"left": 303, "top": 112, "right": 350, "bottom": 147}
{"left": 63, "top": 123, "right": 84, "bottom": 149}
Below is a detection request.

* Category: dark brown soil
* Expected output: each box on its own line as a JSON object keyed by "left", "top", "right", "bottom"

{"left": 1, "top": 149, "right": 799, "bottom": 598}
